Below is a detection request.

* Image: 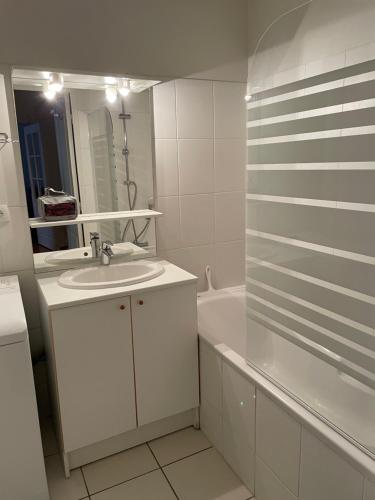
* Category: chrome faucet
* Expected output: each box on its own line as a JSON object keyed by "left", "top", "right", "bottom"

{"left": 90, "top": 232, "right": 100, "bottom": 258}
{"left": 100, "top": 241, "right": 114, "bottom": 266}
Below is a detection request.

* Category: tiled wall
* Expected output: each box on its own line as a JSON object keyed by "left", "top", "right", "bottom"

{"left": 199, "top": 338, "right": 375, "bottom": 500}
{"left": 153, "top": 79, "right": 247, "bottom": 291}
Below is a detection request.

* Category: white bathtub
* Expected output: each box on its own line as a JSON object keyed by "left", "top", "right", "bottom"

{"left": 197, "top": 285, "right": 375, "bottom": 490}
{"left": 198, "top": 286, "right": 246, "bottom": 357}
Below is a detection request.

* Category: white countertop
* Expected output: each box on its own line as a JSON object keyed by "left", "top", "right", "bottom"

{"left": 37, "top": 259, "right": 198, "bottom": 310}
{"left": 0, "top": 275, "right": 27, "bottom": 346}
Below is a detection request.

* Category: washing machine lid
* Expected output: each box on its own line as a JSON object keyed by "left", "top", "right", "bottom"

{"left": 0, "top": 276, "right": 27, "bottom": 346}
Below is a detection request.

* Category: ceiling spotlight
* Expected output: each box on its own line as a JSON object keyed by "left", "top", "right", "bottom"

{"left": 105, "top": 86, "right": 117, "bottom": 103}
{"left": 244, "top": 94, "right": 252, "bottom": 102}
{"left": 48, "top": 72, "right": 64, "bottom": 93}
{"left": 118, "top": 79, "right": 130, "bottom": 97}
{"left": 43, "top": 81, "right": 56, "bottom": 100}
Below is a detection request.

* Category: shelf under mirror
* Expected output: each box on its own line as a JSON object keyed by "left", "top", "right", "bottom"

{"left": 29, "top": 209, "right": 162, "bottom": 229}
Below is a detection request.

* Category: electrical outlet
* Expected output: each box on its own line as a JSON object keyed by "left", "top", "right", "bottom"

{"left": 0, "top": 204, "right": 10, "bottom": 222}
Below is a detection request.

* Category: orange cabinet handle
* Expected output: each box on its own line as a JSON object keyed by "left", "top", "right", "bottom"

{"left": 138, "top": 300, "right": 144, "bottom": 305}
{"left": 120, "top": 304, "right": 126, "bottom": 310}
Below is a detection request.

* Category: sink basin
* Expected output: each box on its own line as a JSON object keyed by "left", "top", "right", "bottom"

{"left": 46, "top": 244, "right": 134, "bottom": 265}
{"left": 58, "top": 260, "right": 164, "bottom": 289}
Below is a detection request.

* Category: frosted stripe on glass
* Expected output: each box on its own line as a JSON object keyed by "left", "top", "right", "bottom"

{"left": 247, "top": 57, "right": 375, "bottom": 386}
{"left": 247, "top": 277, "right": 374, "bottom": 338}
{"left": 247, "top": 200, "right": 375, "bottom": 258}
{"left": 248, "top": 107, "right": 375, "bottom": 139}
{"left": 249, "top": 58, "right": 375, "bottom": 101}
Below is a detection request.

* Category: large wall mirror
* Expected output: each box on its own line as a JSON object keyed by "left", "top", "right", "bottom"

{"left": 12, "top": 69, "right": 161, "bottom": 273}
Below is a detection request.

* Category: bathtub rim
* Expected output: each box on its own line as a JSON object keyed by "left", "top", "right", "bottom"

{"left": 198, "top": 333, "right": 375, "bottom": 484}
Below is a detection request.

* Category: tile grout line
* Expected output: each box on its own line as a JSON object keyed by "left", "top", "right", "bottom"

{"left": 78, "top": 445, "right": 214, "bottom": 498}
{"left": 160, "top": 445, "right": 213, "bottom": 467}
{"left": 81, "top": 466, "right": 160, "bottom": 498}
{"left": 146, "top": 442, "right": 180, "bottom": 500}
{"left": 80, "top": 466, "right": 90, "bottom": 499}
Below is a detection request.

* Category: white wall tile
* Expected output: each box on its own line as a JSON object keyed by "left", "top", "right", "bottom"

{"left": 305, "top": 52, "right": 345, "bottom": 78}
{"left": 223, "top": 420, "right": 255, "bottom": 493}
{"left": 180, "top": 194, "right": 214, "bottom": 247}
{"left": 213, "top": 82, "right": 246, "bottom": 139}
{"left": 178, "top": 139, "right": 214, "bottom": 195}
{"left": 199, "top": 341, "right": 222, "bottom": 410}
{"left": 214, "top": 139, "right": 246, "bottom": 192}
{"left": 299, "top": 429, "right": 364, "bottom": 500}
{"left": 1, "top": 141, "right": 28, "bottom": 208}
{"left": 255, "top": 457, "right": 297, "bottom": 500}
{"left": 345, "top": 41, "right": 375, "bottom": 67}
{"left": 161, "top": 244, "right": 214, "bottom": 292}
{"left": 154, "top": 77, "right": 246, "bottom": 291}
{"left": 0, "top": 75, "right": 27, "bottom": 207}
{"left": 214, "top": 240, "right": 245, "bottom": 289}
{"left": 0, "top": 206, "right": 33, "bottom": 271}
{"left": 256, "top": 391, "right": 301, "bottom": 496}
{"left": 200, "top": 398, "right": 223, "bottom": 454}
{"left": 364, "top": 479, "right": 375, "bottom": 500}
{"left": 222, "top": 362, "right": 255, "bottom": 449}
{"left": 214, "top": 192, "right": 245, "bottom": 243}
{"left": 273, "top": 65, "right": 306, "bottom": 87}
{"left": 156, "top": 196, "right": 181, "bottom": 250}
{"left": 222, "top": 362, "right": 256, "bottom": 491}
{"left": 153, "top": 81, "right": 177, "bottom": 139}
{"left": 155, "top": 139, "right": 178, "bottom": 197}
{"left": 176, "top": 80, "right": 213, "bottom": 139}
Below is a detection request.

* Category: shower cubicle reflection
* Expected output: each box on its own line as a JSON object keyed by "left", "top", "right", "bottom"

{"left": 70, "top": 89, "right": 155, "bottom": 249}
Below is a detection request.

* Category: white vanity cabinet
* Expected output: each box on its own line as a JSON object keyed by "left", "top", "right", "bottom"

{"left": 39, "top": 264, "right": 199, "bottom": 470}
{"left": 132, "top": 285, "right": 198, "bottom": 426}
{"left": 51, "top": 295, "right": 137, "bottom": 452}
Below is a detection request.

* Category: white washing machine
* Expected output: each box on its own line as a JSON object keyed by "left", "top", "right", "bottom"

{"left": 0, "top": 275, "right": 49, "bottom": 500}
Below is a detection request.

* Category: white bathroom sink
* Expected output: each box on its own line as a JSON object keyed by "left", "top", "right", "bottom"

{"left": 58, "top": 260, "right": 164, "bottom": 289}
{"left": 46, "top": 244, "right": 134, "bottom": 265}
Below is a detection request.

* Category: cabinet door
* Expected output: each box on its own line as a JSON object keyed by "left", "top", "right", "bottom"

{"left": 131, "top": 284, "right": 199, "bottom": 426}
{"left": 52, "top": 296, "right": 136, "bottom": 452}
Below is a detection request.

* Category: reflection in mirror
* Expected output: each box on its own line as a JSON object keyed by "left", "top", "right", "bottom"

{"left": 12, "top": 70, "right": 160, "bottom": 272}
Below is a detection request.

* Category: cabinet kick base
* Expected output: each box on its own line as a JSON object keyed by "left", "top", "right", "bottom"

{"left": 66, "top": 409, "right": 196, "bottom": 475}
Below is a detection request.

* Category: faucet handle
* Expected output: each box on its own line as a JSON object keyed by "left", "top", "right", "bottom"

{"left": 90, "top": 231, "right": 100, "bottom": 240}
{"left": 102, "top": 240, "right": 114, "bottom": 255}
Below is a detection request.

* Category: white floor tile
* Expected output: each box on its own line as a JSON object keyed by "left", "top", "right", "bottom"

{"left": 164, "top": 447, "right": 251, "bottom": 500}
{"left": 41, "top": 418, "right": 59, "bottom": 457}
{"left": 82, "top": 444, "right": 158, "bottom": 494}
{"left": 255, "top": 457, "right": 297, "bottom": 500}
{"left": 149, "top": 427, "right": 211, "bottom": 466}
{"left": 45, "top": 454, "right": 88, "bottom": 500}
{"left": 90, "top": 470, "right": 176, "bottom": 500}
